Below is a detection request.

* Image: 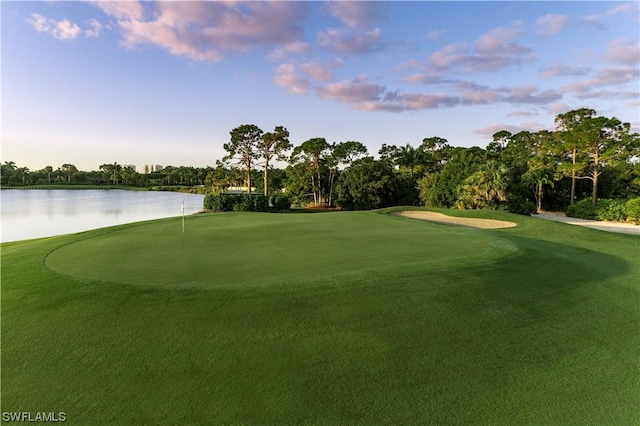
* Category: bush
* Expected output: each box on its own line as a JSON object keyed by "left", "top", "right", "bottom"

{"left": 596, "top": 199, "right": 627, "bottom": 222}
{"left": 625, "top": 198, "right": 640, "bottom": 224}
{"left": 507, "top": 196, "right": 537, "bottom": 216}
{"left": 566, "top": 199, "right": 597, "bottom": 220}
{"left": 203, "top": 194, "right": 268, "bottom": 212}
{"left": 566, "top": 198, "right": 629, "bottom": 222}
{"left": 270, "top": 194, "right": 292, "bottom": 211}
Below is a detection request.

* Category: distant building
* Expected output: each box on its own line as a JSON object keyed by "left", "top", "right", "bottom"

{"left": 144, "top": 164, "right": 163, "bottom": 174}
{"left": 123, "top": 164, "right": 136, "bottom": 171}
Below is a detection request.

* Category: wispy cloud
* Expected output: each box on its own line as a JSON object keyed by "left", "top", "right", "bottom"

{"left": 564, "top": 67, "right": 640, "bottom": 98}
{"left": 94, "top": 1, "right": 308, "bottom": 62}
{"left": 539, "top": 65, "right": 591, "bottom": 79}
{"left": 604, "top": 38, "right": 640, "bottom": 65}
{"left": 274, "top": 63, "right": 312, "bottom": 95}
{"left": 267, "top": 41, "right": 312, "bottom": 61}
{"left": 317, "top": 28, "right": 383, "bottom": 55}
{"left": 28, "top": 13, "right": 81, "bottom": 40}
{"left": 536, "top": 14, "right": 569, "bottom": 36}
{"left": 324, "top": 1, "right": 382, "bottom": 28}
{"left": 406, "top": 21, "right": 534, "bottom": 77}
{"left": 84, "top": 18, "right": 103, "bottom": 38}
{"left": 579, "top": 2, "right": 637, "bottom": 30}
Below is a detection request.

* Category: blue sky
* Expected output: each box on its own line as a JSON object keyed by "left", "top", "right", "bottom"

{"left": 2, "top": 1, "right": 639, "bottom": 172}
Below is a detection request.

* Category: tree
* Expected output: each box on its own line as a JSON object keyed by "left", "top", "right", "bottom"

{"left": 393, "top": 144, "right": 423, "bottom": 176}
{"left": 336, "top": 157, "right": 398, "bottom": 210}
{"left": 44, "top": 165, "right": 53, "bottom": 183}
{"left": 99, "top": 163, "right": 122, "bottom": 184}
{"left": 224, "top": 124, "right": 263, "bottom": 194}
{"left": 59, "top": 164, "right": 78, "bottom": 183}
{"left": 258, "top": 126, "right": 291, "bottom": 196}
{"left": 520, "top": 130, "right": 557, "bottom": 212}
{"left": 417, "top": 147, "right": 484, "bottom": 208}
{"left": 328, "top": 141, "right": 368, "bottom": 206}
{"left": 290, "top": 137, "right": 330, "bottom": 205}
{"left": 580, "top": 116, "right": 632, "bottom": 205}
{"left": 419, "top": 137, "right": 450, "bottom": 172}
{"left": 457, "top": 160, "right": 508, "bottom": 209}
{"left": 554, "top": 108, "right": 595, "bottom": 205}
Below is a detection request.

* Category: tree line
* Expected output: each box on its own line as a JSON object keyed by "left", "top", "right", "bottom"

{"left": 3, "top": 108, "right": 638, "bottom": 213}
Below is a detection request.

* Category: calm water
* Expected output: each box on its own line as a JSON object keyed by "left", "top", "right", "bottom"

{"left": 1, "top": 190, "right": 205, "bottom": 243}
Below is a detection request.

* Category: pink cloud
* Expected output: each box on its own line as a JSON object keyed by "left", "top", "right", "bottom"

{"left": 604, "top": 38, "right": 640, "bottom": 65}
{"left": 539, "top": 65, "right": 591, "bottom": 79}
{"left": 536, "top": 14, "right": 569, "bottom": 36}
{"left": 318, "top": 75, "right": 385, "bottom": 104}
{"left": 96, "top": 1, "right": 308, "bottom": 62}
{"left": 28, "top": 13, "right": 82, "bottom": 40}
{"left": 273, "top": 63, "right": 312, "bottom": 95}
{"left": 324, "top": 1, "right": 381, "bottom": 28}
{"left": 422, "top": 22, "right": 533, "bottom": 74}
{"left": 317, "top": 28, "right": 383, "bottom": 55}
{"left": 300, "top": 61, "right": 336, "bottom": 83}
{"left": 565, "top": 67, "right": 640, "bottom": 94}
{"left": 267, "top": 41, "right": 312, "bottom": 61}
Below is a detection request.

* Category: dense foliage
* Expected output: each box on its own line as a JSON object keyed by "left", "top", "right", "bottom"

{"left": 4, "top": 108, "right": 638, "bottom": 220}
{"left": 203, "top": 194, "right": 269, "bottom": 212}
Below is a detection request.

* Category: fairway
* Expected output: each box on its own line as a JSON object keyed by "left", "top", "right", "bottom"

{"left": 46, "top": 211, "right": 503, "bottom": 288}
{"left": 2, "top": 209, "right": 639, "bottom": 425}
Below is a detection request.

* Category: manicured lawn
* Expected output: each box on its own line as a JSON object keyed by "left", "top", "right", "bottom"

{"left": 2, "top": 209, "right": 639, "bottom": 425}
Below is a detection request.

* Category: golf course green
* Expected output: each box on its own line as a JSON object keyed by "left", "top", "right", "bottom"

{"left": 2, "top": 208, "right": 639, "bottom": 425}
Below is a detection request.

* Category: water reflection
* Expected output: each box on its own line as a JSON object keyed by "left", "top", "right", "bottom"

{"left": 1, "top": 190, "right": 205, "bottom": 242}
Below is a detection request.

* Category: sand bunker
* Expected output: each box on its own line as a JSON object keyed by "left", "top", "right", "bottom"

{"left": 391, "top": 211, "right": 517, "bottom": 229}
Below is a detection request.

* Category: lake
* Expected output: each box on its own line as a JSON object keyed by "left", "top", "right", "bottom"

{"left": 1, "top": 189, "right": 205, "bottom": 243}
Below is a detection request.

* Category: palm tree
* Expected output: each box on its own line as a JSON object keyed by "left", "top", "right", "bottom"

{"left": 522, "top": 168, "right": 555, "bottom": 212}
{"left": 457, "top": 161, "right": 508, "bottom": 209}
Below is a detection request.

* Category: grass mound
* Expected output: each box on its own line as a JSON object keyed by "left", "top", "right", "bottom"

{"left": 2, "top": 209, "right": 639, "bottom": 425}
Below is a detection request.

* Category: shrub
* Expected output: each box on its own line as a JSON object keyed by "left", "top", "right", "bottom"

{"left": 596, "top": 199, "right": 627, "bottom": 222}
{"left": 507, "top": 196, "right": 537, "bottom": 216}
{"left": 625, "top": 198, "right": 640, "bottom": 224}
{"left": 270, "top": 194, "right": 291, "bottom": 211}
{"left": 566, "top": 199, "right": 597, "bottom": 220}
{"left": 204, "top": 194, "right": 268, "bottom": 212}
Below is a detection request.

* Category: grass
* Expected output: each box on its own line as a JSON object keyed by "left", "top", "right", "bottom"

{"left": 2, "top": 208, "right": 639, "bottom": 425}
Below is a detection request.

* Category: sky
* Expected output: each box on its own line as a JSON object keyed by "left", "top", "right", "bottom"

{"left": 2, "top": 1, "right": 639, "bottom": 172}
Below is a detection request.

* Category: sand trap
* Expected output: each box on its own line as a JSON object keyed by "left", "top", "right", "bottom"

{"left": 391, "top": 211, "right": 517, "bottom": 229}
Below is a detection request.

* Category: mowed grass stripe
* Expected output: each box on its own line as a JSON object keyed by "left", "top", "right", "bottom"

{"left": 2, "top": 210, "right": 639, "bottom": 425}
{"left": 45, "top": 211, "right": 499, "bottom": 288}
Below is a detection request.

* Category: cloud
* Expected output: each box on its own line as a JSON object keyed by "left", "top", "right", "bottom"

{"left": 539, "top": 65, "right": 591, "bottom": 79}
{"left": 92, "top": 1, "right": 145, "bottom": 21}
{"left": 564, "top": 67, "right": 640, "bottom": 95}
{"left": 273, "top": 63, "right": 312, "bottom": 95}
{"left": 504, "top": 86, "right": 563, "bottom": 105}
{"left": 317, "top": 75, "right": 385, "bottom": 104}
{"left": 548, "top": 102, "right": 573, "bottom": 115}
{"left": 604, "top": 38, "right": 640, "bottom": 65}
{"left": 95, "top": 1, "right": 308, "bottom": 62}
{"left": 474, "top": 123, "right": 546, "bottom": 138}
{"left": 317, "top": 28, "right": 383, "bottom": 55}
{"left": 426, "top": 29, "right": 446, "bottom": 41}
{"left": 85, "top": 18, "right": 103, "bottom": 38}
{"left": 536, "top": 14, "right": 569, "bottom": 36}
{"left": 407, "top": 21, "right": 534, "bottom": 76}
{"left": 324, "top": 1, "right": 381, "bottom": 28}
{"left": 579, "top": 2, "right": 636, "bottom": 30}
{"left": 267, "top": 41, "right": 312, "bottom": 61}
{"left": 28, "top": 13, "right": 81, "bottom": 40}
{"left": 300, "top": 61, "right": 337, "bottom": 83}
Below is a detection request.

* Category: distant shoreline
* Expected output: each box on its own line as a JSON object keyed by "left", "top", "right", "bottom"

{"left": 1, "top": 184, "right": 208, "bottom": 194}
